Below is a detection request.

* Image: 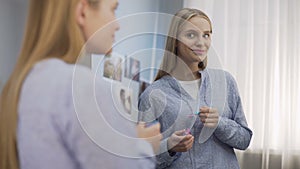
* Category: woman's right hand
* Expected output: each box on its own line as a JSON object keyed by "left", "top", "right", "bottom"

{"left": 167, "top": 130, "right": 194, "bottom": 152}
{"left": 136, "top": 122, "right": 162, "bottom": 154}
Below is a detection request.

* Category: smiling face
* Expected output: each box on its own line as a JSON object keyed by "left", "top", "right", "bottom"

{"left": 177, "top": 16, "right": 211, "bottom": 69}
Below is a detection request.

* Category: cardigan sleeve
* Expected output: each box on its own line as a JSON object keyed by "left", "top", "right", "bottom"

{"left": 138, "top": 87, "right": 181, "bottom": 169}
{"left": 213, "top": 72, "right": 253, "bottom": 150}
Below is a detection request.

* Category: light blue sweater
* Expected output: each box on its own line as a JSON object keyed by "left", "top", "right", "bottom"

{"left": 18, "top": 59, "right": 155, "bottom": 169}
{"left": 138, "top": 69, "right": 252, "bottom": 169}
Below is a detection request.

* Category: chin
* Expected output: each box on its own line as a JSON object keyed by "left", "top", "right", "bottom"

{"left": 198, "top": 55, "right": 207, "bottom": 61}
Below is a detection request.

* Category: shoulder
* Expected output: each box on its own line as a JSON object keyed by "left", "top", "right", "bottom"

{"left": 139, "top": 76, "right": 174, "bottom": 99}
{"left": 22, "top": 58, "right": 94, "bottom": 109}
{"left": 205, "top": 68, "right": 237, "bottom": 87}
{"left": 23, "top": 59, "right": 71, "bottom": 97}
{"left": 138, "top": 76, "right": 175, "bottom": 110}
{"left": 28, "top": 58, "right": 93, "bottom": 88}
{"left": 152, "top": 76, "right": 174, "bottom": 89}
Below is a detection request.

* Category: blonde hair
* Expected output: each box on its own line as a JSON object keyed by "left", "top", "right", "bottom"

{"left": 154, "top": 8, "right": 212, "bottom": 81}
{"left": 0, "top": 0, "right": 99, "bottom": 168}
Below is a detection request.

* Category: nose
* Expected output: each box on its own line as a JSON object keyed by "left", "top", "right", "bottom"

{"left": 195, "top": 37, "right": 204, "bottom": 46}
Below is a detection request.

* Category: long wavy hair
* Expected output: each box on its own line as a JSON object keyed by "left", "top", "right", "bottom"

{"left": 154, "top": 8, "right": 212, "bottom": 81}
{"left": 0, "top": 0, "right": 100, "bottom": 168}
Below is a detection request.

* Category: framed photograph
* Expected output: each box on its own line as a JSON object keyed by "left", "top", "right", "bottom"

{"left": 112, "top": 85, "right": 133, "bottom": 115}
{"left": 103, "top": 55, "right": 122, "bottom": 82}
{"left": 125, "top": 57, "right": 140, "bottom": 82}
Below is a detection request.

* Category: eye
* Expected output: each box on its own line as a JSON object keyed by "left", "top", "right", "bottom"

{"left": 186, "top": 32, "right": 197, "bottom": 39}
{"left": 203, "top": 33, "right": 210, "bottom": 39}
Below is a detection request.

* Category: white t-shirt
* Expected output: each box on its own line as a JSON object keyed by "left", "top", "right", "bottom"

{"left": 178, "top": 79, "right": 201, "bottom": 99}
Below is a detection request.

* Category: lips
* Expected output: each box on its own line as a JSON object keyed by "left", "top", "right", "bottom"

{"left": 192, "top": 49, "right": 206, "bottom": 55}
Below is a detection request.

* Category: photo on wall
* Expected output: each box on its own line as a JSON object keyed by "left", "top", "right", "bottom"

{"left": 112, "top": 85, "right": 133, "bottom": 115}
{"left": 103, "top": 54, "right": 122, "bottom": 82}
{"left": 125, "top": 57, "right": 140, "bottom": 82}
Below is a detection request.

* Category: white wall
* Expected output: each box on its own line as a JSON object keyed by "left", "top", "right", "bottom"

{"left": 0, "top": 0, "right": 28, "bottom": 92}
{"left": 154, "top": 0, "right": 184, "bottom": 77}
{"left": 114, "top": 0, "right": 159, "bottom": 82}
{"left": 99, "top": 0, "right": 183, "bottom": 120}
{"left": 114, "top": 0, "right": 183, "bottom": 82}
{"left": 0, "top": 0, "right": 183, "bottom": 92}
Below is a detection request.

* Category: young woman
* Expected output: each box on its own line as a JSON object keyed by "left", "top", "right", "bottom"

{"left": 0, "top": 0, "right": 161, "bottom": 169}
{"left": 138, "top": 8, "right": 252, "bottom": 169}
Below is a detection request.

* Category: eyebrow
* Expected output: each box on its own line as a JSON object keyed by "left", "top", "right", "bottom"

{"left": 203, "top": 30, "right": 211, "bottom": 34}
{"left": 183, "top": 29, "right": 211, "bottom": 34}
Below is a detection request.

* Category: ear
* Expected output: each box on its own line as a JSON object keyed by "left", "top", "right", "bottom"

{"left": 75, "top": 0, "right": 88, "bottom": 27}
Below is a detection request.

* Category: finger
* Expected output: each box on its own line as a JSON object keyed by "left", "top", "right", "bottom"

{"left": 171, "top": 134, "right": 186, "bottom": 143}
{"left": 171, "top": 132, "right": 193, "bottom": 145}
{"left": 204, "top": 118, "right": 218, "bottom": 123}
{"left": 207, "top": 113, "right": 219, "bottom": 118}
{"left": 158, "top": 133, "right": 163, "bottom": 140}
{"left": 199, "top": 113, "right": 208, "bottom": 118}
{"left": 137, "top": 121, "right": 146, "bottom": 128}
{"left": 175, "top": 134, "right": 192, "bottom": 144}
{"left": 209, "top": 108, "right": 218, "bottom": 113}
{"left": 174, "top": 147, "right": 186, "bottom": 152}
{"left": 151, "top": 133, "right": 163, "bottom": 141}
{"left": 149, "top": 122, "right": 161, "bottom": 131}
{"left": 200, "top": 118, "right": 206, "bottom": 123}
{"left": 182, "top": 134, "right": 193, "bottom": 141}
{"left": 204, "top": 123, "right": 218, "bottom": 128}
{"left": 184, "top": 137, "right": 194, "bottom": 146}
{"left": 147, "top": 126, "right": 161, "bottom": 138}
{"left": 174, "top": 129, "right": 186, "bottom": 136}
{"left": 142, "top": 124, "right": 161, "bottom": 138}
{"left": 200, "top": 106, "right": 209, "bottom": 113}
{"left": 175, "top": 146, "right": 190, "bottom": 152}
{"left": 199, "top": 114, "right": 208, "bottom": 123}
{"left": 181, "top": 136, "right": 194, "bottom": 146}
{"left": 185, "top": 137, "right": 194, "bottom": 148}
{"left": 177, "top": 137, "right": 194, "bottom": 150}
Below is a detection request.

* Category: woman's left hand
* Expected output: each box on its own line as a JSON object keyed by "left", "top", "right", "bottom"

{"left": 136, "top": 122, "right": 162, "bottom": 154}
{"left": 199, "top": 106, "right": 219, "bottom": 128}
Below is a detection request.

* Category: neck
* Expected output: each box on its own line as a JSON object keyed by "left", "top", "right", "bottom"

{"left": 172, "top": 62, "right": 201, "bottom": 81}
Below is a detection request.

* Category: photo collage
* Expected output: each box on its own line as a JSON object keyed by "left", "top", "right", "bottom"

{"left": 92, "top": 53, "right": 151, "bottom": 118}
